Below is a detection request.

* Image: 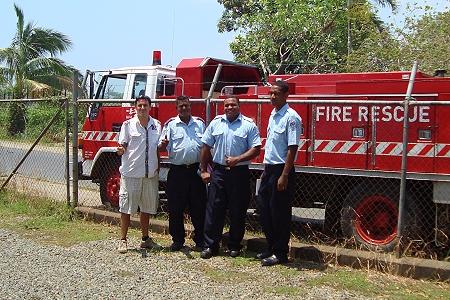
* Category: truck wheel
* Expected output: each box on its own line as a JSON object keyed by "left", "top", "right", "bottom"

{"left": 341, "top": 180, "right": 402, "bottom": 252}
{"left": 100, "top": 163, "right": 121, "bottom": 208}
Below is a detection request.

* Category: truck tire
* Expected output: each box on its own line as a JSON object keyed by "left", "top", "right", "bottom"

{"left": 100, "top": 162, "right": 121, "bottom": 208}
{"left": 324, "top": 199, "right": 342, "bottom": 235}
{"left": 340, "top": 180, "right": 407, "bottom": 252}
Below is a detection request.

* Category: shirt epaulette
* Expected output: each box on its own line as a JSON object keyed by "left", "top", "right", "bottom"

{"left": 242, "top": 115, "right": 256, "bottom": 123}
{"left": 193, "top": 116, "right": 205, "bottom": 124}
{"left": 154, "top": 118, "right": 161, "bottom": 125}
{"left": 213, "top": 115, "right": 223, "bottom": 121}
{"left": 163, "top": 117, "right": 176, "bottom": 126}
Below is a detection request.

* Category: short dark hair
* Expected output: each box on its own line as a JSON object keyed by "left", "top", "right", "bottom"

{"left": 272, "top": 80, "right": 289, "bottom": 93}
{"left": 135, "top": 95, "right": 151, "bottom": 105}
{"left": 225, "top": 96, "right": 240, "bottom": 104}
{"left": 176, "top": 95, "right": 190, "bottom": 105}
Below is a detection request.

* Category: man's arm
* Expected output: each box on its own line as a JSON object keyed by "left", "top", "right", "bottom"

{"left": 158, "top": 123, "right": 170, "bottom": 152}
{"left": 116, "top": 123, "right": 129, "bottom": 156}
{"left": 277, "top": 145, "right": 298, "bottom": 191}
{"left": 200, "top": 144, "right": 212, "bottom": 183}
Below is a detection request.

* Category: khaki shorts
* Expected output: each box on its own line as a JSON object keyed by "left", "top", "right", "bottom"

{"left": 119, "top": 175, "right": 159, "bottom": 215}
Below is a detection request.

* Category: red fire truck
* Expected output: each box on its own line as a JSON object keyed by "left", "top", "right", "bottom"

{"left": 79, "top": 51, "right": 450, "bottom": 251}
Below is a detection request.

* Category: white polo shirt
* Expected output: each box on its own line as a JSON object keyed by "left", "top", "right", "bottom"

{"left": 118, "top": 115, "right": 161, "bottom": 178}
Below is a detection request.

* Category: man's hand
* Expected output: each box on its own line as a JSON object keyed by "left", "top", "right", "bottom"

{"left": 116, "top": 145, "right": 126, "bottom": 156}
{"left": 225, "top": 155, "right": 240, "bottom": 167}
{"left": 158, "top": 136, "right": 169, "bottom": 151}
{"left": 200, "top": 171, "right": 211, "bottom": 184}
{"left": 277, "top": 174, "right": 288, "bottom": 191}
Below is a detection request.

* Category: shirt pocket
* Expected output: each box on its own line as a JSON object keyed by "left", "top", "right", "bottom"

{"left": 171, "top": 132, "right": 184, "bottom": 148}
{"left": 233, "top": 130, "right": 248, "bottom": 146}
{"left": 130, "top": 132, "right": 142, "bottom": 143}
{"left": 147, "top": 130, "right": 160, "bottom": 144}
{"left": 274, "top": 125, "right": 286, "bottom": 135}
{"left": 212, "top": 128, "right": 224, "bottom": 139}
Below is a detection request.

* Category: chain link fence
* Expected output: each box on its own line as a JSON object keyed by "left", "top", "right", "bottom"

{"left": 0, "top": 97, "right": 71, "bottom": 205}
{"left": 1, "top": 95, "right": 449, "bottom": 260}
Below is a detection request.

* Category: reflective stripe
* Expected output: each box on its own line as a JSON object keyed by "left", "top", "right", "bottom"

{"left": 310, "top": 139, "right": 450, "bottom": 157}
{"left": 82, "top": 132, "right": 450, "bottom": 158}
{"left": 82, "top": 131, "right": 119, "bottom": 142}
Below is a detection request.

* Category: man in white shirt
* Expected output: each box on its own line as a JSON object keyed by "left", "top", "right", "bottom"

{"left": 116, "top": 95, "right": 161, "bottom": 253}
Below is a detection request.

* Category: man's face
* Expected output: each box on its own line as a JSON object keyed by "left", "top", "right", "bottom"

{"left": 176, "top": 99, "right": 191, "bottom": 119}
{"left": 135, "top": 99, "right": 150, "bottom": 118}
{"left": 269, "top": 85, "right": 288, "bottom": 108}
{"left": 224, "top": 98, "right": 240, "bottom": 121}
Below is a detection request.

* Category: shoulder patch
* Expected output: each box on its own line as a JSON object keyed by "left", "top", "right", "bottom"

{"left": 163, "top": 117, "right": 176, "bottom": 126}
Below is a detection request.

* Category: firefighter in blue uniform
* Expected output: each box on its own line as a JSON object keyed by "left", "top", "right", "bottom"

{"left": 199, "top": 96, "right": 261, "bottom": 259}
{"left": 159, "top": 95, "right": 206, "bottom": 251}
{"left": 257, "top": 80, "right": 302, "bottom": 266}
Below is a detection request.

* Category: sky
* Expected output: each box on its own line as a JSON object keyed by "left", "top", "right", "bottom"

{"left": 1, "top": 0, "right": 449, "bottom": 73}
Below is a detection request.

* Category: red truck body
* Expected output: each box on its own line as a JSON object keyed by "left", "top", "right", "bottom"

{"left": 79, "top": 54, "right": 450, "bottom": 251}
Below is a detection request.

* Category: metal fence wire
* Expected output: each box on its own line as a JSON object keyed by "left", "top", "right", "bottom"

{"left": 1, "top": 96, "right": 449, "bottom": 260}
{"left": 0, "top": 97, "right": 71, "bottom": 205}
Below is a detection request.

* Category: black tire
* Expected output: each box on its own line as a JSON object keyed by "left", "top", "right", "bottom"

{"left": 324, "top": 198, "right": 342, "bottom": 236}
{"left": 341, "top": 180, "right": 406, "bottom": 252}
{"left": 99, "top": 161, "right": 121, "bottom": 208}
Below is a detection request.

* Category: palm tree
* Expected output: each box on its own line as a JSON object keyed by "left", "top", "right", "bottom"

{"left": 0, "top": 4, "right": 74, "bottom": 135}
{"left": 347, "top": 0, "right": 398, "bottom": 55}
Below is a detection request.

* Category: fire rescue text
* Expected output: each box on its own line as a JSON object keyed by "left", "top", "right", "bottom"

{"left": 315, "top": 105, "right": 430, "bottom": 123}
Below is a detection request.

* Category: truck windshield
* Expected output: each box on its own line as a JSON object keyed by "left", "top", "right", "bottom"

{"left": 96, "top": 74, "right": 127, "bottom": 99}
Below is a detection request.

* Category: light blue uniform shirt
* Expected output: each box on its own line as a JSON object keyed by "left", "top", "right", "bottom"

{"left": 202, "top": 113, "right": 261, "bottom": 166}
{"left": 159, "top": 115, "right": 205, "bottom": 165}
{"left": 264, "top": 103, "right": 302, "bottom": 164}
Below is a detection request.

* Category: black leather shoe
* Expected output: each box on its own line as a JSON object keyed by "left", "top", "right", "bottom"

{"left": 200, "top": 248, "right": 218, "bottom": 259}
{"left": 170, "top": 242, "right": 184, "bottom": 252}
{"left": 261, "top": 255, "right": 287, "bottom": 266}
{"left": 229, "top": 250, "right": 240, "bottom": 258}
{"left": 191, "top": 245, "right": 203, "bottom": 252}
{"left": 256, "top": 251, "right": 272, "bottom": 260}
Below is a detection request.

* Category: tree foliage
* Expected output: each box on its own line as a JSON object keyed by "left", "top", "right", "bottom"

{"left": 0, "top": 4, "right": 74, "bottom": 135}
{"left": 346, "top": 7, "right": 450, "bottom": 74}
{"left": 217, "top": 0, "right": 396, "bottom": 76}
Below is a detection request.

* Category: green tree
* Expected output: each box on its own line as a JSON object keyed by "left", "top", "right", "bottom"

{"left": 346, "top": 7, "right": 450, "bottom": 74}
{"left": 0, "top": 4, "right": 74, "bottom": 135}
{"left": 401, "top": 9, "right": 450, "bottom": 74}
{"left": 217, "top": 0, "right": 396, "bottom": 76}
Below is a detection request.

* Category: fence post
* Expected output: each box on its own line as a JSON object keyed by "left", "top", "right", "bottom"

{"left": 397, "top": 61, "right": 418, "bottom": 257}
{"left": 205, "top": 63, "right": 222, "bottom": 125}
{"left": 65, "top": 97, "right": 71, "bottom": 206}
{"left": 72, "top": 71, "right": 79, "bottom": 207}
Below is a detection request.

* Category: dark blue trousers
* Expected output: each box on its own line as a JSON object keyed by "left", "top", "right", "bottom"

{"left": 257, "top": 164, "right": 294, "bottom": 260}
{"left": 166, "top": 163, "right": 206, "bottom": 247}
{"left": 203, "top": 165, "right": 250, "bottom": 251}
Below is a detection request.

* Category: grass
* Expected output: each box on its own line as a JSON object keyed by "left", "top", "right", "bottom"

{"left": 0, "top": 190, "right": 120, "bottom": 246}
{"left": 0, "top": 190, "right": 449, "bottom": 299}
{"left": 304, "top": 267, "right": 450, "bottom": 299}
{"left": 264, "top": 286, "right": 305, "bottom": 297}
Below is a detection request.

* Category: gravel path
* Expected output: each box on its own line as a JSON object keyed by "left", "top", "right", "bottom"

{"left": 0, "top": 229, "right": 366, "bottom": 300}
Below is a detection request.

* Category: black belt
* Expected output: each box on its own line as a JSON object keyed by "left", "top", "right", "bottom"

{"left": 264, "top": 164, "right": 286, "bottom": 171}
{"left": 170, "top": 163, "right": 199, "bottom": 169}
{"left": 213, "top": 164, "right": 248, "bottom": 171}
